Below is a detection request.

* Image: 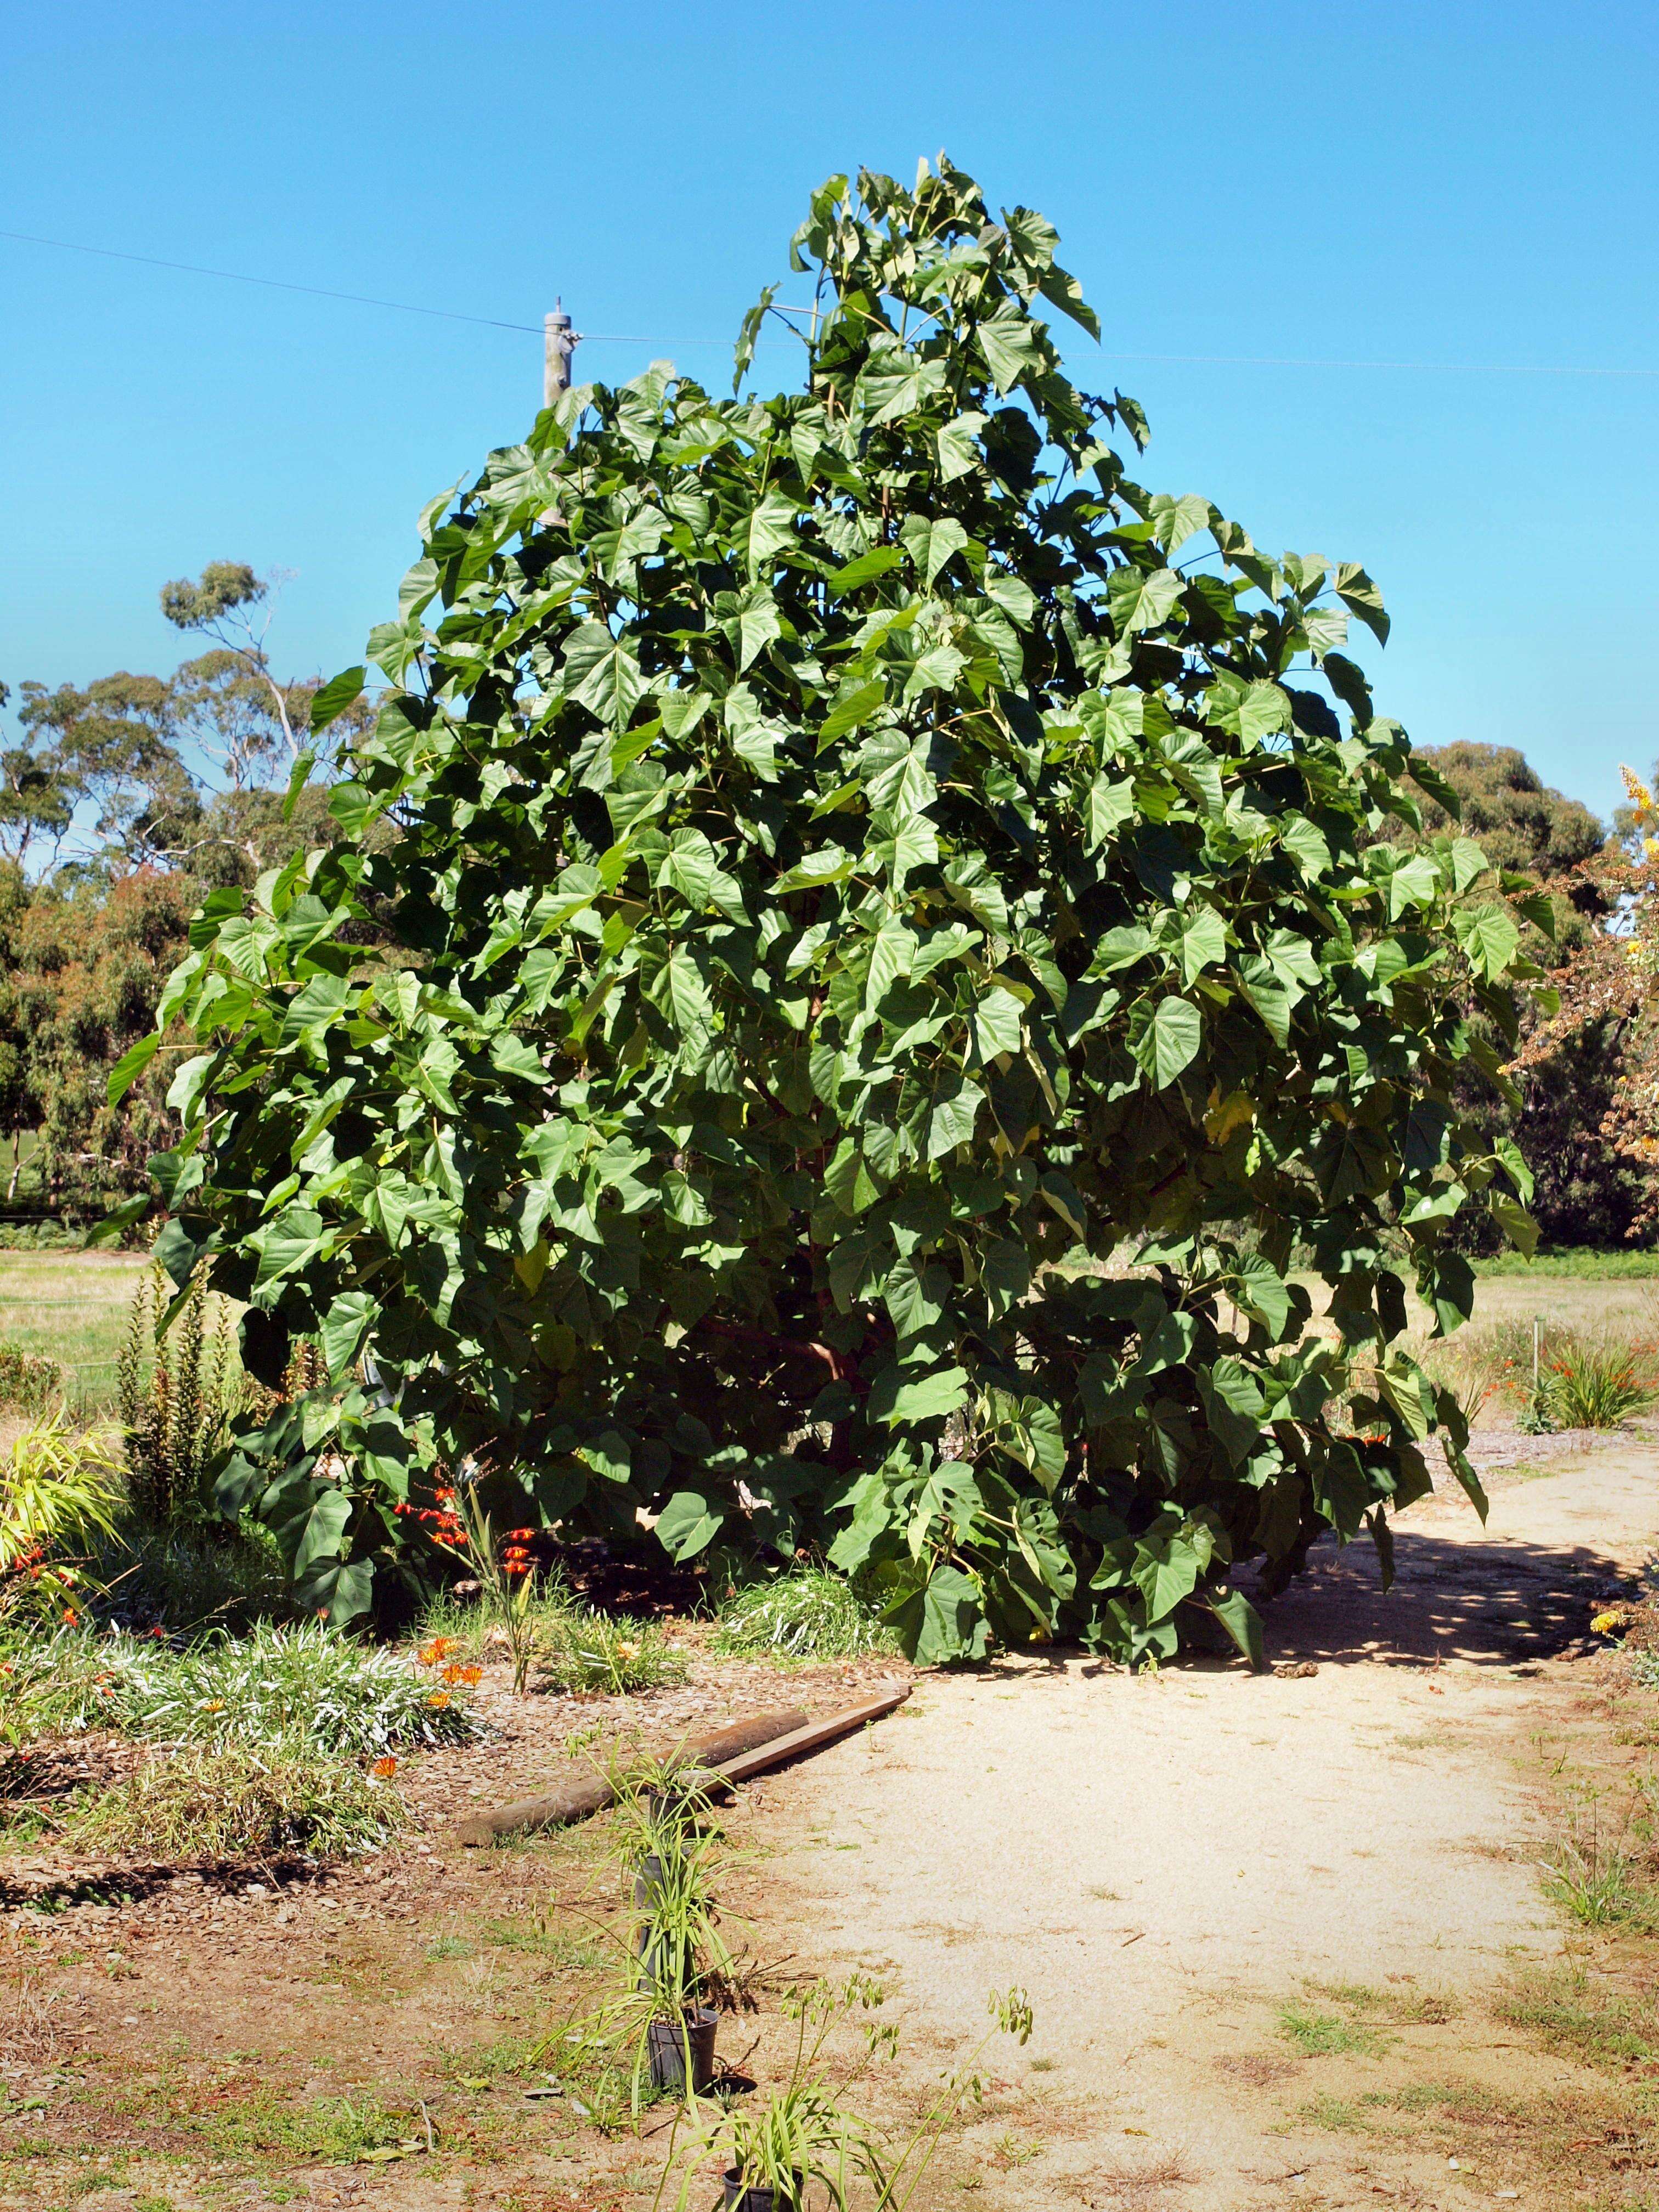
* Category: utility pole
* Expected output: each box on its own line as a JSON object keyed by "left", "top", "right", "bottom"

{"left": 544, "top": 298, "right": 580, "bottom": 405}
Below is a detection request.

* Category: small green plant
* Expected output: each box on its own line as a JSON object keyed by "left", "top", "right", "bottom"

{"left": 549, "top": 1762, "right": 743, "bottom": 2114}
{"left": 713, "top": 1565, "right": 900, "bottom": 1667}
{"left": 117, "top": 1266, "right": 236, "bottom": 1525}
{"left": 0, "top": 1343, "right": 66, "bottom": 1418}
{"left": 68, "top": 1740, "right": 404, "bottom": 1861}
{"left": 1541, "top": 1804, "right": 1659, "bottom": 1929}
{"left": 0, "top": 1413, "right": 123, "bottom": 1627}
{"left": 544, "top": 1609, "right": 688, "bottom": 1696}
{"left": 441, "top": 1481, "right": 540, "bottom": 1695}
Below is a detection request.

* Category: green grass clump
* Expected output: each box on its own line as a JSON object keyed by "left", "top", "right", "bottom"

{"left": 713, "top": 1564, "right": 900, "bottom": 1666}
{"left": 1539, "top": 1336, "right": 1658, "bottom": 1429}
{"left": 1497, "top": 1968, "right": 1659, "bottom": 2067}
{"left": 67, "top": 1741, "right": 403, "bottom": 1861}
{"left": 416, "top": 1582, "right": 686, "bottom": 1696}
{"left": 1277, "top": 2006, "right": 1395, "bottom": 2058}
{"left": 415, "top": 1577, "right": 571, "bottom": 1660}
{"left": 162, "top": 2080, "right": 415, "bottom": 2162}
{"left": 541, "top": 1609, "right": 687, "bottom": 1696}
{"left": 1541, "top": 1839, "right": 1659, "bottom": 1930}
{"left": 0, "top": 1618, "right": 482, "bottom": 1757}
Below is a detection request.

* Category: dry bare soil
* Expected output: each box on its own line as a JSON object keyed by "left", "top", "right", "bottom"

{"left": 2, "top": 1431, "right": 1657, "bottom": 2210}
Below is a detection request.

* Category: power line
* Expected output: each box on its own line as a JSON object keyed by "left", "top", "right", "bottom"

{"left": 4, "top": 226, "right": 1658, "bottom": 379}
{"left": 0, "top": 228, "right": 791, "bottom": 346}
{"left": 1102, "top": 348, "right": 1659, "bottom": 380}
{"left": 0, "top": 228, "right": 546, "bottom": 335}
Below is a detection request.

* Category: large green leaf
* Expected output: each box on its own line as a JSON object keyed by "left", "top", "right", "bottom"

{"left": 1131, "top": 995, "right": 1203, "bottom": 1090}
{"left": 562, "top": 620, "right": 645, "bottom": 727}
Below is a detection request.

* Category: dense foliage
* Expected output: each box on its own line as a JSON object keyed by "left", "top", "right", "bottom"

{"left": 1528, "top": 763, "right": 1659, "bottom": 1238}
{"left": 133, "top": 161, "right": 1544, "bottom": 1660}
{"left": 1396, "top": 743, "right": 1656, "bottom": 1250}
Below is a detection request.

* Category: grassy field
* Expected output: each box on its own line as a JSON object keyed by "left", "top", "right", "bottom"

{"left": 0, "top": 1244, "right": 1655, "bottom": 1425}
{"left": 0, "top": 1248, "right": 149, "bottom": 1412}
{"left": 1473, "top": 1247, "right": 1659, "bottom": 1279}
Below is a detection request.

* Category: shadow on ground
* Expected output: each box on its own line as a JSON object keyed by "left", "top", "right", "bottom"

{"left": 1254, "top": 1519, "right": 1621, "bottom": 1669}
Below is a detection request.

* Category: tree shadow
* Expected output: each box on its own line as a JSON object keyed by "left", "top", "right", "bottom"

{"left": 1246, "top": 1521, "right": 1627, "bottom": 1669}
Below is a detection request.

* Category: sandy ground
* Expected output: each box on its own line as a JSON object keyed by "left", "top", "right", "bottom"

{"left": 742, "top": 1444, "right": 1659, "bottom": 2210}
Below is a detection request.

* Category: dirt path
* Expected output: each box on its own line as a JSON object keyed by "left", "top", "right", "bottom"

{"left": 743, "top": 1446, "right": 1659, "bottom": 2210}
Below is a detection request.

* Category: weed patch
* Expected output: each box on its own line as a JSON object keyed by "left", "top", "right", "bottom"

{"left": 1497, "top": 1966, "right": 1659, "bottom": 2067}
{"left": 712, "top": 1564, "right": 901, "bottom": 1666}
{"left": 1277, "top": 2005, "right": 1395, "bottom": 2057}
{"left": 0, "top": 1344, "right": 66, "bottom": 1418}
{"left": 539, "top": 1611, "right": 687, "bottom": 1697}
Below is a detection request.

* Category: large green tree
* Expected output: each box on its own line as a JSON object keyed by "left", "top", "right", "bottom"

{"left": 137, "top": 161, "right": 1542, "bottom": 1658}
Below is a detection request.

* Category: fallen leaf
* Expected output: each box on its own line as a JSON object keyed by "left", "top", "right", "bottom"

{"left": 357, "top": 2138, "right": 426, "bottom": 2164}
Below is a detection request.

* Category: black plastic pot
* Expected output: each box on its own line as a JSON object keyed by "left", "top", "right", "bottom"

{"left": 646, "top": 2004, "right": 719, "bottom": 2094}
{"left": 634, "top": 1852, "right": 665, "bottom": 1910}
{"left": 722, "top": 2170, "right": 801, "bottom": 2211}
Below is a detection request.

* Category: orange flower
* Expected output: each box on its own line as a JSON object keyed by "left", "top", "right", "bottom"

{"left": 426, "top": 1690, "right": 452, "bottom": 1709}
{"left": 443, "top": 1664, "right": 483, "bottom": 1686}
{"left": 61, "top": 1608, "right": 78, "bottom": 1627}
{"left": 371, "top": 1756, "right": 398, "bottom": 1779}
{"left": 417, "top": 1636, "right": 459, "bottom": 1667}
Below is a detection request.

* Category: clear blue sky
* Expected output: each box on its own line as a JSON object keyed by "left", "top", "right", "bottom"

{"left": 3, "top": 1, "right": 1655, "bottom": 825}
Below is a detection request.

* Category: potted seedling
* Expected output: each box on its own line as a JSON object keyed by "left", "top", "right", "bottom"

{"left": 565, "top": 1757, "right": 740, "bottom": 2105}
{"left": 657, "top": 1977, "right": 1034, "bottom": 2211}
{"left": 634, "top": 1788, "right": 735, "bottom": 2095}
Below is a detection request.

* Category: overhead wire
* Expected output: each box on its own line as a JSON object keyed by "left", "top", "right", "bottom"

{"left": 4, "top": 225, "right": 1658, "bottom": 378}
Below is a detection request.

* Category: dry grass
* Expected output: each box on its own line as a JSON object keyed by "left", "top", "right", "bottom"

{"left": 1080, "top": 2148, "right": 1200, "bottom": 2208}
{"left": 0, "top": 1971, "right": 69, "bottom": 2069}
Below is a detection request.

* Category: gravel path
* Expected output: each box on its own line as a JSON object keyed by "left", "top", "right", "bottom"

{"left": 740, "top": 1442, "right": 1659, "bottom": 2209}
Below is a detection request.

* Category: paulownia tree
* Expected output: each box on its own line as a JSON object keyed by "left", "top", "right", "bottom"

{"left": 115, "top": 161, "right": 1547, "bottom": 1659}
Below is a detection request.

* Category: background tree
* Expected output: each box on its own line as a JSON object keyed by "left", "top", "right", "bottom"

{"left": 1402, "top": 742, "right": 1656, "bottom": 1247}
{"left": 1406, "top": 741, "right": 1605, "bottom": 880}
{"left": 146, "top": 161, "right": 1541, "bottom": 1655}
{"left": 0, "top": 568, "right": 373, "bottom": 1223}
{"left": 16, "top": 673, "right": 201, "bottom": 864}
{"left": 1529, "top": 765, "right": 1659, "bottom": 1233}
{"left": 0, "top": 680, "right": 77, "bottom": 866}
